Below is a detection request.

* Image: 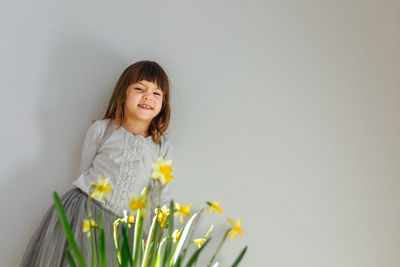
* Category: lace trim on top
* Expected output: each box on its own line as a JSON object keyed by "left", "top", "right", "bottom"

{"left": 105, "top": 134, "right": 144, "bottom": 215}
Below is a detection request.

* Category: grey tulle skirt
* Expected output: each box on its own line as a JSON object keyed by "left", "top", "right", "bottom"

{"left": 20, "top": 187, "right": 123, "bottom": 267}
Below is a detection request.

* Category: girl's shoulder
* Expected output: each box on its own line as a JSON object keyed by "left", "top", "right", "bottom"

{"left": 84, "top": 119, "right": 113, "bottom": 141}
{"left": 87, "top": 119, "right": 111, "bottom": 132}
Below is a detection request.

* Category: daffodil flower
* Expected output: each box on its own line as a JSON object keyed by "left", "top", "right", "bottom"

{"left": 192, "top": 238, "right": 206, "bottom": 248}
{"left": 151, "top": 157, "right": 175, "bottom": 185}
{"left": 227, "top": 216, "right": 244, "bottom": 241}
{"left": 121, "top": 209, "right": 135, "bottom": 224}
{"left": 206, "top": 201, "right": 223, "bottom": 214}
{"left": 127, "top": 193, "right": 150, "bottom": 217}
{"left": 82, "top": 219, "right": 97, "bottom": 237}
{"left": 174, "top": 203, "right": 192, "bottom": 224}
{"left": 172, "top": 229, "right": 181, "bottom": 243}
{"left": 154, "top": 205, "right": 170, "bottom": 228}
{"left": 115, "top": 210, "right": 135, "bottom": 228}
{"left": 90, "top": 174, "right": 112, "bottom": 201}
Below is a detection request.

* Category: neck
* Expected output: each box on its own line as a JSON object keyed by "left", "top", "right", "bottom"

{"left": 121, "top": 118, "right": 150, "bottom": 137}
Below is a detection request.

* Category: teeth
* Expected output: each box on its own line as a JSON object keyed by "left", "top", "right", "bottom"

{"left": 139, "top": 104, "right": 152, "bottom": 109}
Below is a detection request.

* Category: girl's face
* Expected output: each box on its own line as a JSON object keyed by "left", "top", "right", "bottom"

{"left": 124, "top": 80, "right": 163, "bottom": 124}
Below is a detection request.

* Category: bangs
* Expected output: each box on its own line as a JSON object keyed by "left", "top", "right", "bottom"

{"left": 130, "top": 62, "right": 169, "bottom": 93}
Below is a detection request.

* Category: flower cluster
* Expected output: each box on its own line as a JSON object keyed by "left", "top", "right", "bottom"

{"left": 54, "top": 156, "right": 247, "bottom": 267}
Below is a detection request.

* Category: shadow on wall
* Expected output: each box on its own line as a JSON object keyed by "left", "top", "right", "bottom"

{"left": 2, "top": 32, "right": 127, "bottom": 266}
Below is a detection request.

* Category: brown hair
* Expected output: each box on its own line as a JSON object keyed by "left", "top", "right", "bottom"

{"left": 103, "top": 60, "right": 171, "bottom": 144}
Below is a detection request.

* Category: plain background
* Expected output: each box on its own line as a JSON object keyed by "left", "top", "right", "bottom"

{"left": 1, "top": 0, "right": 400, "bottom": 266}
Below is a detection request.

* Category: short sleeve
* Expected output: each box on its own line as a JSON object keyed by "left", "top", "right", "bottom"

{"left": 78, "top": 120, "right": 106, "bottom": 175}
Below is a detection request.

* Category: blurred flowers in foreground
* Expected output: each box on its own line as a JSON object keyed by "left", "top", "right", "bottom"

{"left": 53, "top": 157, "right": 248, "bottom": 266}
{"left": 89, "top": 174, "right": 111, "bottom": 201}
{"left": 128, "top": 192, "right": 151, "bottom": 217}
{"left": 82, "top": 219, "right": 97, "bottom": 237}
{"left": 151, "top": 157, "right": 175, "bottom": 185}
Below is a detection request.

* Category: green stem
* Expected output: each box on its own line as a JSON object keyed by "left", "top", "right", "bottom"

{"left": 113, "top": 219, "right": 122, "bottom": 264}
{"left": 88, "top": 194, "right": 96, "bottom": 267}
{"left": 90, "top": 229, "right": 95, "bottom": 267}
{"left": 207, "top": 229, "right": 230, "bottom": 267}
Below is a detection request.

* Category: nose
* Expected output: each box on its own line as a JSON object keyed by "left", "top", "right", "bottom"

{"left": 143, "top": 92, "right": 152, "bottom": 101}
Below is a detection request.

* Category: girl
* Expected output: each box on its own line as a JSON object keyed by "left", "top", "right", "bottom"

{"left": 21, "top": 60, "right": 174, "bottom": 267}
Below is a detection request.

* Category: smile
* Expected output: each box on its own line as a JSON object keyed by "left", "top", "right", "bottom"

{"left": 138, "top": 104, "right": 153, "bottom": 110}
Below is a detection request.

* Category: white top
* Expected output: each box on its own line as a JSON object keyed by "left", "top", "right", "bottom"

{"left": 72, "top": 119, "right": 173, "bottom": 217}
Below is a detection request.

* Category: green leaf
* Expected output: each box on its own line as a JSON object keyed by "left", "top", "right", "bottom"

{"left": 98, "top": 212, "right": 107, "bottom": 267}
{"left": 174, "top": 255, "right": 183, "bottom": 267}
{"left": 121, "top": 223, "right": 133, "bottom": 266}
{"left": 205, "top": 224, "right": 214, "bottom": 238}
{"left": 121, "top": 241, "right": 129, "bottom": 267}
{"left": 185, "top": 238, "right": 211, "bottom": 267}
{"left": 141, "top": 215, "right": 157, "bottom": 267}
{"left": 148, "top": 213, "right": 163, "bottom": 267}
{"left": 53, "top": 191, "right": 87, "bottom": 267}
{"left": 65, "top": 247, "right": 77, "bottom": 267}
{"left": 170, "top": 213, "right": 198, "bottom": 266}
{"left": 231, "top": 246, "right": 248, "bottom": 267}
{"left": 90, "top": 223, "right": 96, "bottom": 267}
{"left": 154, "top": 237, "right": 167, "bottom": 267}
{"left": 133, "top": 210, "right": 144, "bottom": 267}
{"left": 162, "top": 200, "right": 175, "bottom": 267}
{"left": 178, "top": 204, "right": 205, "bottom": 264}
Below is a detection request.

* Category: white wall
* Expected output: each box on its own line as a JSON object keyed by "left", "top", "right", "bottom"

{"left": 1, "top": 0, "right": 400, "bottom": 266}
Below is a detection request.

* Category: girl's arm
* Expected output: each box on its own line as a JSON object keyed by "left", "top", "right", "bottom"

{"left": 78, "top": 120, "right": 105, "bottom": 175}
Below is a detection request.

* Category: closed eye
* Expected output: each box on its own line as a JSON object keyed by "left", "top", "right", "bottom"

{"left": 134, "top": 86, "right": 162, "bottom": 96}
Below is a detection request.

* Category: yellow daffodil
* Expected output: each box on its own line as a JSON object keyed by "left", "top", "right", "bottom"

{"left": 121, "top": 209, "right": 135, "bottom": 224}
{"left": 172, "top": 229, "right": 181, "bottom": 243}
{"left": 151, "top": 157, "right": 175, "bottom": 185}
{"left": 227, "top": 216, "right": 244, "bottom": 241}
{"left": 174, "top": 203, "right": 192, "bottom": 224}
{"left": 192, "top": 238, "right": 206, "bottom": 248}
{"left": 127, "top": 193, "right": 150, "bottom": 217}
{"left": 206, "top": 201, "right": 223, "bottom": 214}
{"left": 115, "top": 210, "right": 135, "bottom": 228}
{"left": 90, "top": 174, "right": 112, "bottom": 201}
{"left": 82, "top": 219, "right": 97, "bottom": 237}
{"left": 154, "top": 205, "right": 170, "bottom": 228}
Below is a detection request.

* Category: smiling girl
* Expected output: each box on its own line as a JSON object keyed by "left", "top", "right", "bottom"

{"left": 21, "top": 60, "right": 174, "bottom": 267}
